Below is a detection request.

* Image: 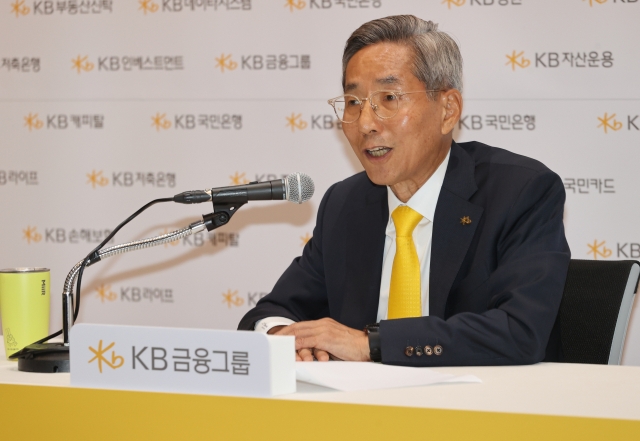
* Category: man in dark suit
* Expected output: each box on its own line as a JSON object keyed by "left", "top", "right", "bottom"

{"left": 238, "top": 15, "right": 570, "bottom": 366}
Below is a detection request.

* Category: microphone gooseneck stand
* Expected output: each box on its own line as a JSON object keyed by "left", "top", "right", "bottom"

{"left": 11, "top": 201, "right": 245, "bottom": 373}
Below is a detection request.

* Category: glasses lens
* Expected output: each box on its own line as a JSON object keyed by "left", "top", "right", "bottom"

{"left": 371, "top": 91, "right": 399, "bottom": 118}
{"left": 333, "top": 95, "right": 360, "bottom": 123}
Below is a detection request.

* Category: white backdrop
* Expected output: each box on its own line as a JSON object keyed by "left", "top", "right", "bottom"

{"left": 2, "top": 0, "right": 640, "bottom": 364}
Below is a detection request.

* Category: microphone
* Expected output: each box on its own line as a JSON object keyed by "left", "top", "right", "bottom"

{"left": 173, "top": 172, "right": 315, "bottom": 205}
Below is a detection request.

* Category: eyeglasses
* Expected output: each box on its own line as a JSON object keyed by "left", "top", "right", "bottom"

{"left": 327, "top": 89, "right": 442, "bottom": 124}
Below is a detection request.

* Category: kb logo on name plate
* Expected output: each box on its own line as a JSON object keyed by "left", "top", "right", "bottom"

{"left": 89, "top": 340, "right": 124, "bottom": 373}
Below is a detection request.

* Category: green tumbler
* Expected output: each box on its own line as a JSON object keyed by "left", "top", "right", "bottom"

{"left": 0, "top": 268, "right": 50, "bottom": 359}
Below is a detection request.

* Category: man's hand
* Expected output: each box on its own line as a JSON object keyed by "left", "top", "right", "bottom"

{"left": 271, "top": 318, "right": 371, "bottom": 362}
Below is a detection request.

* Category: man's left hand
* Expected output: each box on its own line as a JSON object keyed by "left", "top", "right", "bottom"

{"left": 274, "top": 318, "right": 371, "bottom": 362}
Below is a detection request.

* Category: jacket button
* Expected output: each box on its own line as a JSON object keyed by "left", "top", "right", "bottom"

{"left": 404, "top": 346, "right": 414, "bottom": 357}
{"left": 434, "top": 345, "right": 443, "bottom": 356}
{"left": 415, "top": 346, "right": 423, "bottom": 357}
{"left": 424, "top": 345, "right": 433, "bottom": 356}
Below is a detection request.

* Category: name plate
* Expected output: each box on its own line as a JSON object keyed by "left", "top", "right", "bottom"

{"left": 70, "top": 324, "right": 295, "bottom": 397}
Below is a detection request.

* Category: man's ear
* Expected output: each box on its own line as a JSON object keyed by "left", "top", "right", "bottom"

{"left": 441, "top": 89, "right": 463, "bottom": 135}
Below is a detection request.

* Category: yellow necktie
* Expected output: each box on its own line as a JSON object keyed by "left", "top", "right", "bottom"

{"left": 387, "top": 206, "right": 423, "bottom": 319}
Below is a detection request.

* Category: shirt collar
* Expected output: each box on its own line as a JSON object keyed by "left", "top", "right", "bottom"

{"left": 386, "top": 149, "right": 451, "bottom": 224}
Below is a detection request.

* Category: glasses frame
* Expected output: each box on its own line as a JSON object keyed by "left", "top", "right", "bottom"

{"left": 327, "top": 89, "right": 443, "bottom": 123}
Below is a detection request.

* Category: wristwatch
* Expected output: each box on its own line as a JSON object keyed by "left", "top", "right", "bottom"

{"left": 364, "top": 323, "right": 381, "bottom": 362}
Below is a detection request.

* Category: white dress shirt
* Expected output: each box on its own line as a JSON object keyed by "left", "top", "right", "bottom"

{"left": 255, "top": 150, "right": 450, "bottom": 332}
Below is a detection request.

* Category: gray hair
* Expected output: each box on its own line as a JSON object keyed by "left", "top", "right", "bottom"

{"left": 342, "top": 15, "right": 463, "bottom": 98}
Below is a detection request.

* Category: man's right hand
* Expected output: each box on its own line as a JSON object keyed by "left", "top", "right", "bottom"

{"left": 268, "top": 325, "right": 331, "bottom": 361}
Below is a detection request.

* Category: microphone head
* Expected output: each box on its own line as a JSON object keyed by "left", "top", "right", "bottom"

{"left": 285, "top": 173, "right": 314, "bottom": 204}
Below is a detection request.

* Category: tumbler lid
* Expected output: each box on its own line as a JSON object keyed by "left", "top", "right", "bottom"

{"left": 0, "top": 267, "right": 50, "bottom": 273}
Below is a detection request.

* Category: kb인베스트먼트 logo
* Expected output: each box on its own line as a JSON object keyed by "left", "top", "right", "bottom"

{"left": 89, "top": 340, "right": 124, "bottom": 373}
{"left": 222, "top": 289, "right": 244, "bottom": 308}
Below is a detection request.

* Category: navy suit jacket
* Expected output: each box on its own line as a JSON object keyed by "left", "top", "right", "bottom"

{"left": 238, "top": 141, "right": 571, "bottom": 366}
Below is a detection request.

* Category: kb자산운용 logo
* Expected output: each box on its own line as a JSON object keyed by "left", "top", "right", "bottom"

{"left": 506, "top": 50, "right": 614, "bottom": 70}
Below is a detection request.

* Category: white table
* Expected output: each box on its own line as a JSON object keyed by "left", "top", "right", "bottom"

{"left": 2, "top": 340, "right": 639, "bottom": 440}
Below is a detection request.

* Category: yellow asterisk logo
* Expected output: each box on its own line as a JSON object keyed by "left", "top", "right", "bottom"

{"left": 86, "top": 170, "right": 109, "bottom": 188}
{"left": 222, "top": 289, "right": 244, "bottom": 308}
{"left": 96, "top": 284, "right": 117, "bottom": 303}
{"left": 215, "top": 54, "right": 238, "bottom": 73}
{"left": 10, "top": 0, "right": 30, "bottom": 17}
{"left": 138, "top": 0, "right": 159, "bottom": 14}
{"left": 23, "top": 113, "right": 43, "bottom": 131}
{"left": 229, "top": 171, "right": 250, "bottom": 185}
{"left": 285, "top": 113, "right": 308, "bottom": 132}
{"left": 284, "top": 0, "right": 306, "bottom": 12}
{"left": 505, "top": 51, "right": 531, "bottom": 71}
{"left": 151, "top": 113, "right": 171, "bottom": 131}
{"left": 442, "top": 0, "right": 465, "bottom": 9}
{"left": 161, "top": 228, "right": 180, "bottom": 247}
{"left": 71, "top": 55, "right": 94, "bottom": 74}
{"left": 597, "top": 113, "right": 622, "bottom": 134}
{"left": 22, "top": 226, "right": 42, "bottom": 244}
{"left": 584, "top": 0, "right": 607, "bottom": 6}
{"left": 88, "top": 340, "right": 124, "bottom": 373}
{"left": 300, "top": 232, "right": 312, "bottom": 246}
{"left": 587, "top": 240, "right": 612, "bottom": 260}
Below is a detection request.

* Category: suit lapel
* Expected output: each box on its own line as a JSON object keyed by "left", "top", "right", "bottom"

{"left": 430, "top": 143, "right": 484, "bottom": 319}
{"left": 341, "top": 184, "right": 388, "bottom": 329}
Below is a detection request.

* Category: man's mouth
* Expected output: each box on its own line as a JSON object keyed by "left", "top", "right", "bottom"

{"left": 366, "top": 147, "right": 392, "bottom": 157}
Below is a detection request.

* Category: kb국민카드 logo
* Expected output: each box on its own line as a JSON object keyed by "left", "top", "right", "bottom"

{"left": 89, "top": 340, "right": 124, "bottom": 373}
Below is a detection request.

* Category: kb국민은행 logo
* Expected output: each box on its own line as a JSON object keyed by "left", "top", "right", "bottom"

{"left": 89, "top": 340, "right": 124, "bottom": 373}
{"left": 284, "top": 0, "right": 381, "bottom": 11}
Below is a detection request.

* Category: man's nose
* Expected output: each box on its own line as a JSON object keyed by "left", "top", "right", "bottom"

{"left": 357, "top": 100, "right": 381, "bottom": 134}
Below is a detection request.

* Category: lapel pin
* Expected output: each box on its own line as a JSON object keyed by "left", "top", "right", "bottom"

{"left": 460, "top": 216, "right": 472, "bottom": 226}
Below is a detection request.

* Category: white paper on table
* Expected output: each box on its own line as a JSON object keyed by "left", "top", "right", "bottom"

{"left": 295, "top": 362, "right": 481, "bottom": 392}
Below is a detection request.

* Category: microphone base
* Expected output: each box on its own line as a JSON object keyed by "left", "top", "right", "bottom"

{"left": 12, "top": 343, "right": 70, "bottom": 373}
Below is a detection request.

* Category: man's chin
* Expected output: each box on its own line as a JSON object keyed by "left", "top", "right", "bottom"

{"left": 363, "top": 169, "right": 394, "bottom": 187}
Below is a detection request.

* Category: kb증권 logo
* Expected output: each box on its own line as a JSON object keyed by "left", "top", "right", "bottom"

{"left": 286, "top": 113, "right": 308, "bottom": 132}
{"left": 23, "top": 113, "right": 43, "bottom": 131}
{"left": 96, "top": 284, "right": 117, "bottom": 303}
{"left": 151, "top": 113, "right": 172, "bottom": 131}
{"left": 22, "top": 226, "right": 42, "bottom": 244}
{"left": 598, "top": 113, "right": 623, "bottom": 133}
{"left": 89, "top": 340, "right": 124, "bottom": 373}
{"left": 587, "top": 240, "right": 612, "bottom": 260}
{"left": 215, "top": 54, "right": 238, "bottom": 72}
{"left": 139, "top": 0, "right": 159, "bottom": 14}
{"left": 222, "top": 289, "right": 244, "bottom": 308}
{"left": 72, "top": 55, "right": 94, "bottom": 74}
{"left": 505, "top": 51, "right": 530, "bottom": 71}
{"left": 87, "top": 170, "right": 109, "bottom": 188}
